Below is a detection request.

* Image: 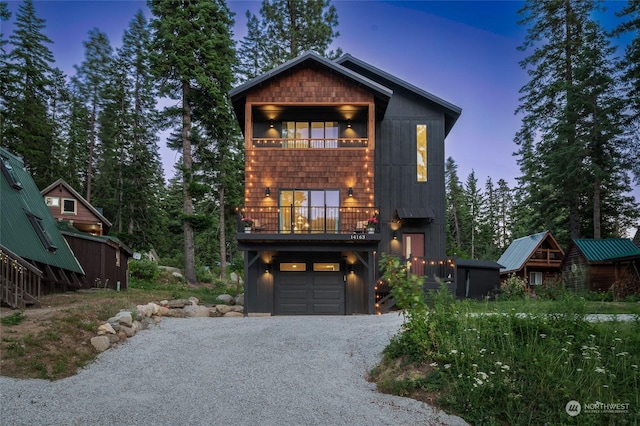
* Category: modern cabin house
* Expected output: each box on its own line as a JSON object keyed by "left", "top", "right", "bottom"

{"left": 41, "top": 179, "right": 132, "bottom": 291}
{"left": 230, "top": 51, "right": 461, "bottom": 315}
{"left": 0, "top": 148, "right": 84, "bottom": 308}
{"left": 497, "top": 231, "right": 564, "bottom": 287}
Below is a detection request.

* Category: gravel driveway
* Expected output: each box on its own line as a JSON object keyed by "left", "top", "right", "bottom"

{"left": 0, "top": 314, "right": 467, "bottom": 426}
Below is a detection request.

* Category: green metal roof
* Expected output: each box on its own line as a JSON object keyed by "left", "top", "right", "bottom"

{"left": 496, "top": 231, "right": 549, "bottom": 273}
{"left": 573, "top": 238, "right": 640, "bottom": 262}
{"left": 56, "top": 221, "right": 133, "bottom": 255}
{"left": 0, "top": 148, "right": 84, "bottom": 274}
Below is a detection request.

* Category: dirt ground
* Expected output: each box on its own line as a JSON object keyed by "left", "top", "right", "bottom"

{"left": 0, "top": 290, "right": 154, "bottom": 380}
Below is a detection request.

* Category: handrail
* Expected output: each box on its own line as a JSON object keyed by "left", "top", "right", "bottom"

{"left": 252, "top": 137, "right": 368, "bottom": 148}
{"left": 0, "top": 245, "right": 42, "bottom": 309}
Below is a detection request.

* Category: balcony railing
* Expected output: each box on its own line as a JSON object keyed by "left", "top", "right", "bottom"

{"left": 0, "top": 245, "right": 42, "bottom": 309}
{"left": 252, "top": 138, "right": 368, "bottom": 148}
{"left": 238, "top": 206, "right": 379, "bottom": 234}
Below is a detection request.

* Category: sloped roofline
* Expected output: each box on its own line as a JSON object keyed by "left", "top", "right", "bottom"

{"left": 335, "top": 53, "right": 462, "bottom": 135}
{"left": 568, "top": 238, "right": 640, "bottom": 263}
{"left": 41, "top": 178, "right": 112, "bottom": 228}
{"left": 497, "top": 230, "right": 553, "bottom": 274}
{"left": 230, "top": 50, "right": 393, "bottom": 100}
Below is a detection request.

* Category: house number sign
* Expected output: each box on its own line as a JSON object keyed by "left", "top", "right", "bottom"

{"left": 350, "top": 234, "right": 366, "bottom": 240}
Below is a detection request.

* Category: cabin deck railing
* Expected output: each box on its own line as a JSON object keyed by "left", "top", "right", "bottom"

{"left": 0, "top": 245, "right": 42, "bottom": 309}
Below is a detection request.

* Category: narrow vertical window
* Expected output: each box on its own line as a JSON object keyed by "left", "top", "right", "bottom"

{"left": 417, "top": 124, "right": 427, "bottom": 182}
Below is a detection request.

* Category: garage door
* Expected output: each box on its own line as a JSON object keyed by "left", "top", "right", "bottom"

{"left": 275, "top": 267, "right": 344, "bottom": 315}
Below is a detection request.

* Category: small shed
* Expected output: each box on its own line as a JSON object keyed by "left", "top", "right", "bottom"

{"left": 562, "top": 238, "right": 640, "bottom": 292}
{"left": 497, "top": 231, "right": 564, "bottom": 286}
{"left": 454, "top": 258, "right": 503, "bottom": 299}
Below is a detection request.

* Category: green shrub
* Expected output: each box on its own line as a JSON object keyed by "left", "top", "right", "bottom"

{"left": 499, "top": 274, "right": 527, "bottom": 300}
{"left": 1, "top": 311, "right": 25, "bottom": 326}
{"left": 535, "top": 278, "right": 566, "bottom": 300}
{"left": 128, "top": 259, "right": 160, "bottom": 281}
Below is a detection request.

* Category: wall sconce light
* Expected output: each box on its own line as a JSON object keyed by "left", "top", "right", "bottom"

{"left": 265, "top": 187, "right": 271, "bottom": 197}
{"left": 347, "top": 119, "right": 352, "bottom": 128}
{"left": 265, "top": 264, "right": 271, "bottom": 274}
{"left": 348, "top": 264, "right": 355, "bottom": 274}
{"left": 347, "top": 187, "right": 353, "bottom": 197}
{"left": 393, "top": 230, "right": 398, "bottom": 240}
{"left": 269, "top": 119, "right": 274, "bottom": 128}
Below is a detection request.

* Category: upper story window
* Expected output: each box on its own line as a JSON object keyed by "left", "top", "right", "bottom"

{"left": 45, "top": 196, "right": 60, "bottom": 207}
{"left": 62, "top": 199, "right": 77, "bottom": 214}
{"left": 282, "top": 121, "right": 339, "bottom": 148}
{"left": 417, "top": 124, "right": 427, "bottom": 182}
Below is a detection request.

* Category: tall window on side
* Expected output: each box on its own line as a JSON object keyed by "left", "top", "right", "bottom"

{"left": 417, "top": 124, "right": 427, "bottom": 182}
{"left": 530, "top": 271, "right": 543, "bottom": 285}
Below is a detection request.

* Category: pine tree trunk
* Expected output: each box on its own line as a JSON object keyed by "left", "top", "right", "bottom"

{"left": 86, "top": 98, "right": 96, "bottom": 203}
{"left": 593, "top": 178, "right": 601, "bottom": 239}
{"left": 182, "top": 82, "right": 197, "bottom": 285}
{"left": 219, "top": 185, "right": 227, "bottom": 280}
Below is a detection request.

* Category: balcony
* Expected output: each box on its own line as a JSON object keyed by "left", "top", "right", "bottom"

{"left": 528, "top": 249, "right": 564, "bottom": 267}
{"left": 251, "top": 138, "right": 368, "bottom": 148}
{"left": 237, "top": 206, "right": 380, "bottom": 243}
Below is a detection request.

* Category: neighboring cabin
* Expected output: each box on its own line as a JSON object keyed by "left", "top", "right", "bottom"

{"left": 0, "top": 148, "right": 85, "bottom": 308}
{"left": 41, "top": 179, "right": 132, "bottom": 291}
{"left": 562, "top": 238, "right": 640, "bottom": 294}
{"left": 230, "top": 51, "right": 462, "bottom": 315}
{"left": 497, "top": 231, "right": 564, "bottom": 286}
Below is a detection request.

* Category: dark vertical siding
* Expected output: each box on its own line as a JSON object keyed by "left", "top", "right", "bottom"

{"left": 64, "top": 235, "right": 129, "bottom": 290}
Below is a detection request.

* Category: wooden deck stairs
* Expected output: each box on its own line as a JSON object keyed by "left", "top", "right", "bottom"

{"left": 0, "top": 246, "right": 42, "bottom": 309}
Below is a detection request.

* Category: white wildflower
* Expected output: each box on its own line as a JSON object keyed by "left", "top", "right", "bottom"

{"left": 595, "top": 367, "right": 606, "bottom": 374}
{"left": 430, "top": 362, "right": 438, "bottom": 367}
{"left": 539, "top": 334, "right": 547, "bottom": 339}
{"left": 444, "top": 364, "right": 451, "bottom": 369}
{"left": 449, "top": 349, "right": 458, "bottom": 355}
{"left": 616, "top": 352, "right": 629, "bottom": 357}
{"left": 478, "top": 372, "right": 488, "bottom": 380}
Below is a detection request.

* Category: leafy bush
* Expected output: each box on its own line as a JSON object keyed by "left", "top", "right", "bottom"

{"left": 128, "top": 258, "right": 160, "bottom": 282}
{"left": 499, "top": 274, "right": 527, "bottom": 300}
{"left": 535, "top": 278, "right": 567, "bottom": 300}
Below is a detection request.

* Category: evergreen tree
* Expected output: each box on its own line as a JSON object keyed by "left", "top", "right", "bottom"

{"left": 495, "top": 178, "right": 513, "bottom": 249}
{"left": 445, "top": 157, "right": 470, "bottom": 257}
{"left": 149, "top": 0, "right": 236, "bottom": 284}
{"left": 71, "top": 28, "right": 113, "bottom": 203}
{"left": 4, "top": 0, "right": 55, "bottom": 188}
{"left": 465, "top": 170, "right": 482, "bottom": 259}
{"left": 614, "top": 1, "right": 640, "bottom": 184}
{"left": 515, "top": 0, "right": 636, "bottom": 243}
{"left": 237, "top": 0, "right": 341, "bottom": 81}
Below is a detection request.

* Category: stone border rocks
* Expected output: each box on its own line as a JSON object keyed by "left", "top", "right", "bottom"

{"left": 90, "top": 293, "right": 244, "bottom": 352}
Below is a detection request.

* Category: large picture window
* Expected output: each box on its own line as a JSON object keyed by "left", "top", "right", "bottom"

{"left": 417, "top": 124, "right": 427, "bottom": 182}
{"left": 282, "top": 121, "right": 338, "bottom": 148}
{"left": 279, "top": 189, "right": 340, "bottom": 233}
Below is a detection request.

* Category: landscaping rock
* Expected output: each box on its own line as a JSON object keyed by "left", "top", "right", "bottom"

{"left": 109, "top": 311, "right": 133, "bottom": 327}
{"left": 167, "top": 299, "right": 189, "bottom": 309}
{"left": 183, "top": 305, "right": 210, "bottom": 318}
{"left": 216, "top": 305, "right": 232, "bottom": 315}
{"left": 231, "top": 306, "right": 244, "bottom": 313}
{"left": 223, "top": 311, "right": 243, "bottom": 317}
{"left": 235, "top": 294, "right": 244, "bottom": 306}
{"left": 107, "top": 334, "right": 120, "bottom": 344}
{"left": 90, "top": 336, "right": 110, "bottom": 352}
{"left": 188, "top": 296, "right": 199, "bottom": 305}
{"left": 119, "top": 325, "right": 135, "bottom": 337}
{"left": 97, "top": 323, "right": 116, "bottom": 335}
{"left": 216, "top": 294, "right": 235, "bottom": 305}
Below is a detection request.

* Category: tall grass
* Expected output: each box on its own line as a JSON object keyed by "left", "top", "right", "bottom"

{"left": 374, "top": 257, "right": 640, "bottom": 425}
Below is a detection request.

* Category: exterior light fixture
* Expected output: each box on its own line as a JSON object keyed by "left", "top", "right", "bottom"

{"left": 347, "top": 119, "right": 352, "bottom": 128}
{"left": 393, "top": 230, "right": 398, "bottom": 240}
{"left": 347, "top": 187, "right": 353, "bottom": 197}
{"left": 265, "top": 264, "right": 271, "bottom": 274}
{"left": 265, "top": 187, "right": 271, "bottom": 197}
{"left": 269, "top": 119, "right": 274, "bottom": 128}
{"left": 348, "top": 264, "right": 355, "bottom": 274}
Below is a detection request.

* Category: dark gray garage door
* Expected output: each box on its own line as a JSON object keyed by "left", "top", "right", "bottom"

{"left": 276, "top": 270, "right": 344, "bottom": 315}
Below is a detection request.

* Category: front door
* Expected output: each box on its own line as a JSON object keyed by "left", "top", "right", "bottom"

{"left": 403, "top": 233, "right": 425, "bottom": 275}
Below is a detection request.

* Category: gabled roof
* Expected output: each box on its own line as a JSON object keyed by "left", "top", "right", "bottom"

{"left": 336, "top": 53, "right": 462, "bottom": 136}
{"left": 496, "top": 231, "right": 550, "bottom": 273}
{"left": 230, "top": 50, "right": 393, "bottom": 101}
{"left": 0, "top": 148, "right": 83, "bottom": 274}
{"left": 633, "top": 228, "right": 640, "bottom": 248}
{"left": 572, "top": 238, "right": 640, "bottom": 262}
{"left": 41, "top": 178, "right": 112, "bottom": 229}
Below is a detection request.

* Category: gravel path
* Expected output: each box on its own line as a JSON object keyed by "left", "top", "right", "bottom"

{"left": 0, "top": 314, "right": 468, "bottom": 426}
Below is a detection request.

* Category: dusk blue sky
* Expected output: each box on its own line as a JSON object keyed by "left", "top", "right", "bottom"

{"left": 4, "top": 1, "right": 638, "bottom": 233}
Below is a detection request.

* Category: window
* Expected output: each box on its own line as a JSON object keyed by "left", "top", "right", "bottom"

{"left": 313, "top": 263, "right": 341, "bottom": 272}
{"left": 1, "top": 156, "right": 23, "bottom": 190}
{"left": 417, "top": 124, "right": 427, "bottom": 182}
{"left": 282, "top": 121, "right": 338, "bottom": 148}
{"left": 24, "top": 209, "right": 57, "bottom": 252}
{"left": 62, "top": 199, "right": 76, "bottom": 214}
{"left": 45, "top": 196, "right": 60, "bottom": 207}
{"left": 279, "top": 189, "right": 339, "bottom": 233}
{"left": 280, "top": 263, "right": 307, "bottom": 272}
{"left": 530, "top": 271, "right": 543, "bottom": 285}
